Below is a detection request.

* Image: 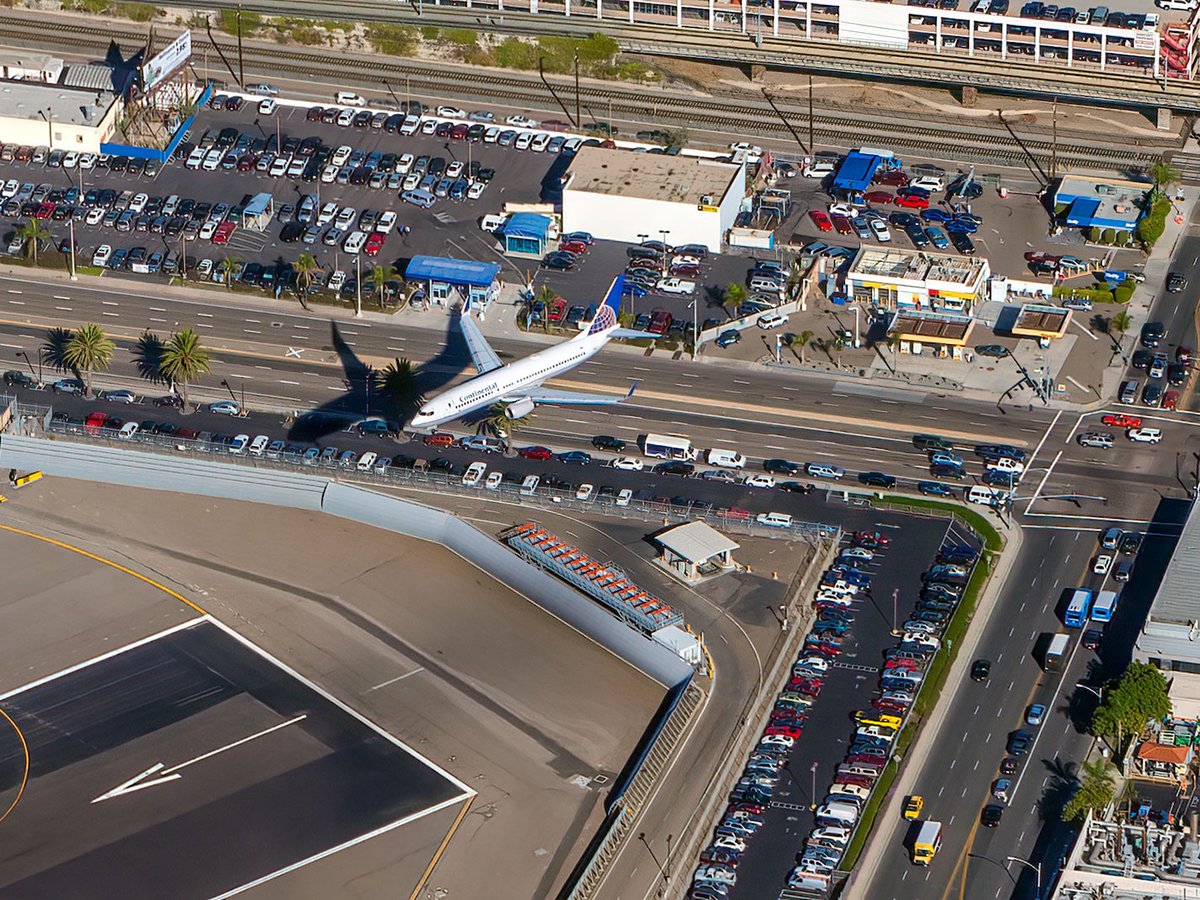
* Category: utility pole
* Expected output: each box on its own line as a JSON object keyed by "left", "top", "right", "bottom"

{"left": 355, "top": 254, "right": 362, "bottom": 317}
{"left": 236, "top": 4, "right": 246, "bottom": 88}
{"left": 1050, "top": 96, "right": 1058, "bottom": 181}
{"left": 574, "top": 53, "right": 581, "bottom": 130}
{"left": 808, "top": 75, "right": 814, "bottom": 153}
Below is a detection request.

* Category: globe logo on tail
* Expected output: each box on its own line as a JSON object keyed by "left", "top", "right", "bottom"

{"left": 587, "top": 304, "right": 617, "bottom": 336}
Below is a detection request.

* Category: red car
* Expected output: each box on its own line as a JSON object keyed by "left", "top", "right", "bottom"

{"left": 864, "top": 190, "right": 893, "bottom": 205}
{"left": 809, "top": 209, "right": 833, "bottom": 232}
{"left": 1102, "top": 413, "right": 1141, "bottom": 428}
{"left": 894, "top": 193, "right": 930, "bottom": 209}
{"left": 517, "top": 445, "right": 553, "bottom": 460}
{"left": 450, "top": 123, "right": 469, "bottom": 141}
{"left": 873, "top": 700, "right": 908, "bottom": 714}
{"left": 1164, "top": 389, "right": 1180, "bottom": 410}
{"left": 364, "top": 232, "right": 386, "bottom": 256}
{"left": 547, "top": 299, "right": 568, "bottom": 322}
{"left": 884, "top": 658, "right": 921, "bottom": 670}
{"left": 424, "top": 431, "right": 455, "bottom": 447}
{"left": 212, "top": 220, "right": 236, "bottom": 244}
{"left": 831, "top": 214, "right": 853, "bottom": 234}
{"left": 835, "top": 774, "right": 875, "bottom": 788}
{"left": 727, "top": 802, "right": 765, "bottom": 815}
{"left": 765, "top": 725, "right": 803, "bottom": 739}
{"left": 560, "top": 240, "right": 588, "bottom": 255}
{"left": 1177, "top": 346, "right": 1195, "bottom": 364}
{"left": 36, "top": 201, "right": 54, "bottom": 219}
{"left": 852, "top": 530, "right": 892, "bottom": 545}
{"left": 720, "top": 506, "right": 753, "bottom": 521}
{"left": 789, "top": 678, "right": 822, "bottom": 693}
{"left": 874, "top": 170, "right": 910, "bottom": 187}
{"left": 670, "top": 265, "right": 700, "bottom": 278}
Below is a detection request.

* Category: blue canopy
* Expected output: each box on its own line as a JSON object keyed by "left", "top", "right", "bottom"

{"left": 504, "top": 213, "right": 551, "bottom": 240}
{"left": 405, "top": 256, "right": 500, "bottom": 286}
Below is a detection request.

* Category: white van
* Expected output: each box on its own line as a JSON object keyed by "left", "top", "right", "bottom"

{"left": 248, "top": 434, "right": 270, "bottom": 456}
{"left": 336, "top": 91, "right": 367, "bottom": 107}
{"left": 706, "top": 448, "right": 746, "bottom": 469}
{"left": 342, "top": 230, "right": 368, "bottom": 254}
{"left": 756, "top": 512, "right": 793, "bottom": 528}
{"left": 828, "top": 783, "right": 871, "bottom": 801}
{"left": 520, "top": 475, "right": 540, "bottom": 496}
{"left": 967, "top": 485, "right": 1007, "bottom": 507}
{"left": 357, "top": 451, "right": 378, "bottom": 472}
{"left": 815, "top": 802, "right": 860, "bottom": 826}
{"left": 910, "top": 175, "right": 945, "bottom": 192}
{"left": 402, "top": 189, "right": 436, "bottom": 208}
{"left": 803, "top": 159, "right": 836, "bottom": 178}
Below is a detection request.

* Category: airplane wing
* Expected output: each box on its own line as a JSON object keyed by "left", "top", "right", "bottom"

{"left": 511, "top": 382, "right": 638, "bottom": 406}
{"left": 458, "top": 308, "right": 504, "bottom": 375}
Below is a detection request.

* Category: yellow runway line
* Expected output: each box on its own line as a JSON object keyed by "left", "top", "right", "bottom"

{"left": 0, "top": 704, "right": 29, "bottom": 827}
{"left": 409, "top": 795, "right": 473, "bottom": 900}
{"left": 0, "top": 524, "right": 207, "bottom": 616}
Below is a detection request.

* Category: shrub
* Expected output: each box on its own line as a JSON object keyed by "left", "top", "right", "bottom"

{"left": 420, "top": 25, "right": 440, "bottom": 39}
{"left": 1113, "top": 284, "right": 1134, "bottom": 304}
{"left": 1101, "top": 227, "right": 1116, "bottom": 244}
{"left": 495, "top": 37, "right": 539, "bottom": 69}
{"left": 291, "top": 26, "right": 324, "bottom": 45}
{"left": 441, "top": 27, "right": 477, "bottom": 45}
{"left": 367, "top": 23, "right": 418, "bottom": 56}
{"left": 111, "top": 2, "right": 156, "bottom": 20}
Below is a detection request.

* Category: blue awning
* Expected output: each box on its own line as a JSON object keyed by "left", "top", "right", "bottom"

{"left": 504, "top": 213, "right": 551, "bottom": 240}
{"left": 1064, "top": 197, "right": 1101, "bottom": 227}
{"left": 405, "top": 256, "right": 500, "bottom": 286}
{"left": 244, "top": 192, "right": 273, "bottom": 217}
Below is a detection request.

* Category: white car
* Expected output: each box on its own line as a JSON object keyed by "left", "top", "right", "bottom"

{"left": 437, "top": 105, "right": 466, "bottom": 118}
{"left": 62, "top": 152, "right": 79, "bottom": 169}
{"left": 199, "top": 219, "right": 219, "bottom": 240}
{"left": 202, "top": 148, "right": 222, "bottom": 171}
{"left": 515, "top": 132, "right": 534, "bottom": 150}
{"left": 209, "top": 400, "right": 241, "bottom": 416}
{"left": 332, "top": 145, "right": 352, "bottom": 167}
{"left": 335, "top": 91, "right": 366, "bottom": 107}
{"left": 869, "top": 219, "right": 891, "bottom": 242}
{"left": 462, "top": 461, "right": 487, "bottom": 486}
{"left": 92, "top": 244, "right": 113, "bottom": 267}
{"left": 829, "top": 202, "right": 863, "bottom": 218}
{"left": 609, "top": 456, "right": 644, "bottom": 471}
{"left": 1128, "top": 427, "right": 1162, "bottom": 444}
{"left": 335, "top": 206, "right": 357, "bottom": 230}
{"left": 402, "top": 172, "right": 421, "bottom": 191}
{"left": 576, "top": 483, "right": 595, "bottom": 501}
{"left": 656, "top": 278, "right": 695, "bottom": 295}
{"left": 327, "top": 270, "right": 347, "bottom": 292}
{"left": 258, "top": 98, "right": 277, "bottom": 116}
{"left": 129, "top": 193, "right": 148, "bottom": 213}
{"left": 86, "top": 207, "right": 105, "bottom": 225}
{"left": 376, "top": 211, "right": 397, "bottom": 234}
{"left": 986, "top": 457, "right": 1025, "bottom": 474}
{"left": 756, "top": 512, "right": 793, "bottom": 528}
{"left": 1093, "top": 554, "right": 1113, "bottom": 575}
{"left": 446, "top": 161, "right": 465, "bottom": 178}
{"left": 79, "top": 153, "right": 97, "bottom": 170}
{"left": 506, "top": 114, "right": 538, "bottom": 127}
{"left": 483, "top": 471, "right": 503, "bottom": 490}
{"left": 342, "top": 230, "right": 367, "bottom": 254}
{"left": 1, "top": 180, "right": 18, "bottom": 199}
{"left": 229, "top": 434, "right": 250, "bottom": 454}
{"left": 185, "top": 147, "right": 205, "bottom": 169}
{"left": 743, "top": 473, "right": 776, "bottom": 488}
{"left": 269, "top": 156, "right": 289, "bottom": 177}
{"left": 531, "top": 133, "right": 551, "bottom": 152}
{"left": 467, "top": 182, "right": 486, "bottom": 200}
{"left": 616, "top": 488, "right": 633, "bottom": 507}
{"left": 396, "top": 153, "right": 414, "bottom": 173}
{"left": 713, "top": 834, "right": 747, "bottom": 852}
{"left": 757, "top": 312, "right": 788, "bottom": 330}
{"left": 317, "top": 202, "right": 339, "bottom": 226}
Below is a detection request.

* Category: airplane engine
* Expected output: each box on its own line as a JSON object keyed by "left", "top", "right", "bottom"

{"left": 505, "top": 398, "right": 535, "bottom": 419}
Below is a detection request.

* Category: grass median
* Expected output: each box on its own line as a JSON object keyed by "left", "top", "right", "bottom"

{"left": 840, "top": 496, "right": 1004, "bottom": 870}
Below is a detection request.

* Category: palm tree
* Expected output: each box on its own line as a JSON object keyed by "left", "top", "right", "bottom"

{"left": 294, "top": 252, "right": 320, "bottom": 296}
{"left": 372, "top": 263, "right": 397, "bottom": 309}
{"left": 1148, "top": 159, "right": 1182, "bottom": 191}
{"left": 722, "top": 283, "right": 747, "bottom": 318}
{"left": 18, "top": 217, "right": 50, "bottom": 265}
{"left": 479, "top": 402, "right": 531, "bottom": 453}
{"left": 63, "top": 323, "right": 114, "bottom": 397}
{"left": 218, "top": 257, "right": 240, "bottom": 291}
{"left": 1111, "top": 310, "right": 1132, "bottom": 335}
{"left": 535, "top": 284, "right": 557, "bottom": 332}
{"left": 377, "top": 357, "right": 424, "bottom": 420}
{"left": 792, "top": 329, "right": 814, "bottom": 365}
{"left": 159, "top": 328, "right": 211, "bottom": 409}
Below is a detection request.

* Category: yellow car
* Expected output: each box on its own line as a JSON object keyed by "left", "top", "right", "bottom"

{"left": 903, "top": 795, "right": 924, "bottom": 820}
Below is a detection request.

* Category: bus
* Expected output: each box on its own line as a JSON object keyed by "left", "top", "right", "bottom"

{"left": 641, "top": 433, "right": 698, "bottom": 461}
{"left": 1091, "top": 590, "right": 1119, "bottom": 623}
{"left": 1063, "top": 589, "right": 1094, "bottom": 628}
{"left": 912, "top": 820, "right": 942, "bottom": 865}
{"left": 1044, "top": 633, "right": 1070, "bottom": 672}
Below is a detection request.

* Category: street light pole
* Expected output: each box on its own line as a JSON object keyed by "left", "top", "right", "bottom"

{"left": 355, "top": 254, "right": 362, "bottom": 317}
{"left": 809, "top": 761, "right": 819, "bottom": 810}
{"left": 67, "top": 216, "right": 77, "bottom": 280}
{"left": 890, "top": 587, "right": 901, "bottom": 636}
{"left": 1005, "top": 855, "right": 1041, "bottom": 898}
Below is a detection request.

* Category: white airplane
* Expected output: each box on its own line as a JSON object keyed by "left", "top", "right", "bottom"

{"left": 407, "top": 275, "right": 653, "bottom": 430}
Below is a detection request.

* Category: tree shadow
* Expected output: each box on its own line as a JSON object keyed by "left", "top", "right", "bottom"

{"left": 41, "top": 327, "right": 73, "bottom": 375}
{"left": 132, "top": 331, "right": 167, "bottom": 384}
{"left": 286, "top": 311, "right": 472, "bottom": 443}
{"left": 1038, "top": 756, "right": 1080, "bottom": 823}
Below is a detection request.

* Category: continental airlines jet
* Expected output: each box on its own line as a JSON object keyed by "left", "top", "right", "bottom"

{"left": 407, "top": 275, "right": 654, "bottom": 430}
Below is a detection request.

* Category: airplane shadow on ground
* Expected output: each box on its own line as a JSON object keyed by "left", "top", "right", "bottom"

{"left": 285, "top": 313, "right": 473, "bottom": 443}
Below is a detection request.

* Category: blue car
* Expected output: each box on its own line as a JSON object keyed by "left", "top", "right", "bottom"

{"left": 921, "top": 208, "right": 952, "bottom": 223}
{"left": 917, "top": 481, "right": 956, "bottom": 496}
{"left": 1026, "top": 703, "right": 1046, "bottom": 726}
{"left": 946, "top": 218, "right": 978, "bottom": 234}
{"left": 925, "top": 226, "right": 949, "bottom": 249}
{"left": 622, "top": 281, "right": 647, "bottom": 298}
{"left": 563, "top": 231, "right": 594, "bottom": 245}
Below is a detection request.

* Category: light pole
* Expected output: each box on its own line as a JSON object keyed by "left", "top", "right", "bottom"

{"left": 809, "top": 761, "right": 819, "bottom": 810}
{"left": 36, "top": 108, "right": 53, "bottom": 149}
{"left": 18, "top": 350, "right": 40, "bottom": 383}
{"left": 890, "top": 587, "right": 901, "bottom": 636}
{"left": 846, "top": 304, "right": 861, "bottom": 348}
{"left": 355, "top": 253, "right": 362, "bottom": 317}
{"left": 1005, "top": 855, "right": 1041, "bottom": 898}
{"left": 688, "top": 299, "right": 698, "bottom": 360}
{"left": 1077, "top": 683, "right": 1103, "bottom": 703}
{"left": 659, "top": 229, "right": 671, "bottom": 278}
{"left": 66, "top": 215, "right": 77, "bottom": 280}
{"left": 637, "top": 832, "right": 667, "bottom": 895}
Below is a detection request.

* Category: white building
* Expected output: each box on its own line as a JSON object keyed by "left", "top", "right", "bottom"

{"left": 561, "top": 147, "right": 744, "bottom": 252}
{"left": 0, "top": 80, "right": 122, "bottom": 153}
{"left": 845, "top": 247, "right": 991, "bottom": 313}
{"left": 0, "top": 52, "right": 63, "bottom": 84}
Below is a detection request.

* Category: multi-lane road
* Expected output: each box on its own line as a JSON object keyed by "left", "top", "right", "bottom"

{"left": 0, "top": 256, "right": 1195, "bottom": 900}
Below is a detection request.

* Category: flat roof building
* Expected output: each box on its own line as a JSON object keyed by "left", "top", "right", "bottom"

{"left": 405, "top": 255, "right": 501, "bottom": 307}
{"left": 1055, "top": 175, "right": 1153, "bottom": 232}
{"left": 1011, "top": 303, "right": 1072, "bottom": 341}
{"left": 561, "top": 147, "right": 744, "bottom": 252}
{"left": 654, "top": 521, "right": 739, "bottom": 582}
{"left": 846, "top": 247, "right": 990, "bottom": 313}
{"left": 0, "top": 79, "right": 122, "bottom": 152}
{"left": 0, "top": 52, "right": 63, "bottom": 83}
{"left": 1135, "top": 501, "right": 1200, "bottom": 675}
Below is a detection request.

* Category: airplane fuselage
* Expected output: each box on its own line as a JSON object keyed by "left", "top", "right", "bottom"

{"left": 409, "top": 332, "right": 607, "bottom": 428}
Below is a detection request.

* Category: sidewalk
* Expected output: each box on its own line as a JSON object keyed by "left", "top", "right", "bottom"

{"left": 843, "top": 519, "right": 1026, "bottom": 899}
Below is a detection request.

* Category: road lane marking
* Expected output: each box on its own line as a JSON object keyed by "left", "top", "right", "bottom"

{"left": 367, "top": 667, "right": 425, "bottom": 692}
{"left": 102, "top": 300, "right": 119, "bottom": 306}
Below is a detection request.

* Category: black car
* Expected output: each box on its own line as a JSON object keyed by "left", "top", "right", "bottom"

{"left": 950, "top": 231, "right": 976, "bottom": 255}
{"left": 1168, "top": 272, "right": 1187, "bottom": 293}
{"left": 653, "top": 461, "right": 695, "bottom": 477}
{"left": 556, "top": 450, "right": 592, "bottom": 465}
{"left": 983, "top": 469, "right": 1018, "bottom": 488}
{"left": 858, "top": 471, "right": 897, "bottom": 489}
{"left": 904, "top": 223, "right": 929, "bottom": 248}
{"left": 779, "top": 481, "right": 814, "bottom": 493}
{"left": 1082, "top": 629, "right": 1103, "bottom": 651}
{"left": 1168, "top": 363, "right": 1190, "bottom": 386}
{"left": 981, "top": 804, "right": 1004, "bottom": 827}
{"left": 971, "top": 659, "right": 991, "bottom": 681}
{"left": 763, "top": 458, "right": 803, "bottom": 476}
{"left": 1130, "top": 349, "right": 1152, "bottom": 371}
{"left": 999, "top": 757, "right": 1020, "bottom": 776}
{"left": 3, "top": 370, "right": 34, "bottom": 387}
{"left": 1007, "top": 730, "right": 1033, "bottom": 756}
{"left": 930, "top": 463, "right": 966, "bottom": 479}
{"left": 1142, "top": 382, "right": 1163, "bottom": 407}
{"left": 1120, "top": 532, "right": 1142, "bottom": 554}
{"left": 917, "top": 481, "right": 956, "bottom": 497}
{"left": 591, "top": 435, "right": 626, "bottom": 452}
{"left": 543, "top": 252, "right": 576, "bottom": 271}
{"left": 889, "top": 211, "right": 918, "bottom": 228}
{"left": 1141, "top": 321, "right": 1165, "bottom": 348}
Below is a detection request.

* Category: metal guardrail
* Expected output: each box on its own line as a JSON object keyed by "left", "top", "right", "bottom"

{"left": 38, "top": 419, "right": 840, "bottom": 542}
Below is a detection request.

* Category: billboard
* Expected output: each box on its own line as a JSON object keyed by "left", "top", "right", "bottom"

{"left": 141, "top": 31, "right": 191, "bottom": 92}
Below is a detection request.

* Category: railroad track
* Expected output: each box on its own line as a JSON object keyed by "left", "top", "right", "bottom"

{"left": 0, "top": 12, "right": 1176, "bottom": 170}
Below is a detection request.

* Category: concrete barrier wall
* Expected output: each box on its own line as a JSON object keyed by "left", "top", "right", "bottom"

{"left": 0, "top": 436, "right": 692, "bottom": 688}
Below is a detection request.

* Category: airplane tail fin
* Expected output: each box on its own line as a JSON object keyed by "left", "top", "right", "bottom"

{"left": 585, "top": 275, "right": 624, "bottom": 336}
